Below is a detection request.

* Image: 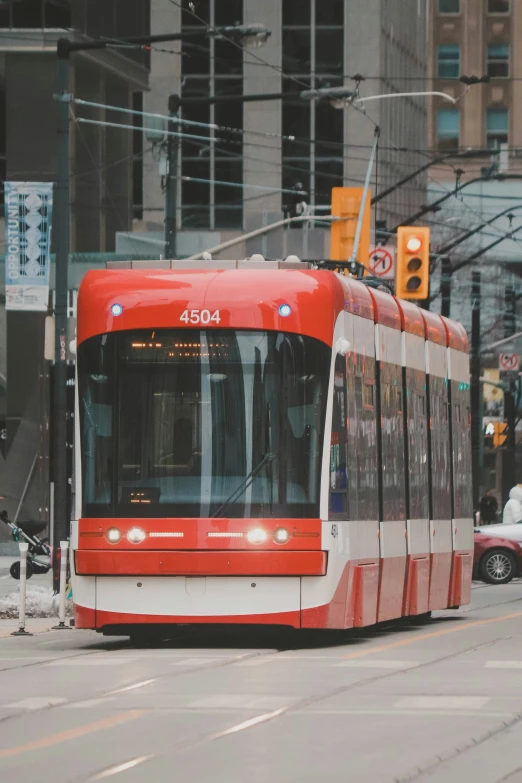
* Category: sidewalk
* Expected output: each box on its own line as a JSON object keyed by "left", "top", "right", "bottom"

{"left": 0, "top": 618, "right": 58, "bottom": 638}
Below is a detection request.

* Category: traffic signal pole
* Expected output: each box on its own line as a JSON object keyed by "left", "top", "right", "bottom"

{"left": 502, "top": 285, "right": 517, "bottom": 503}
{"left": 440, "top": 256, "right": 452, "bottom": 318}
{"left": 470, "top": 271, "right": 482, "bottom": 512}
{"left": 165, "top": 94, "right": 181, "bottom": 260}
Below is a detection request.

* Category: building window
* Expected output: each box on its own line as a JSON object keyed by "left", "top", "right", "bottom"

{"left": 487, "top": 44, "right": 509, "bottom": 77}
{"left": 0, "top": 0, "right": 71, "bottom": 28}
{"left": 437, "top": 109, "right": 460, "bottom": 150}
{"left": 180, "top": 0, "right": 244, "bottom": 230}
{"left": 282, "top": 0, "right": 344, "bottom": 212}
{"left": 438, "top": 0, "right": 460, "bottom": 14}
{"left": 487, "top": 108, "right": 508, "bottom": 148}
{"left": 438, "top": 45, "right": 460, "bottom": 79}
{"left": 488, "top": 0, "right": 510, "bottom": 13}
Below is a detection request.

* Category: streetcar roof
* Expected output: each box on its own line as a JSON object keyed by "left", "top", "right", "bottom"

{"left": 77, "top": 265, "right": 468, "bottom": 354}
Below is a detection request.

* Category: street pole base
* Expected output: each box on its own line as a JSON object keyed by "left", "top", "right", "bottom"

{"left": 52, "top": 621, "right": 71, "bottom": 630}
{"left": 11, "top": 629, "right": 33, "bottom": 636}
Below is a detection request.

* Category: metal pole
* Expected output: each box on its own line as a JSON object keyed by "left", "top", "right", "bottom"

{"left": 53, "top": 541, "right": 71, "bottom": 630}
{"left": 440, "top": 256, "right": 452, "bottom": 318}
{"left": 165, "top": 94, "right": 180, "bottom": 260}
{"left": 349, "top": 129, "right": 379, "bottom": 268}
{"left": 53, "top": 41, "right": 71, "bottom": 592}
{"left": 470, "top": 271, "right": 481, "bottom": 512}
{"left": 502, "top": 285, "right": 517, "bottom": 504}
{"left": 11, "top": 543, "right": 32, "bottom": 636}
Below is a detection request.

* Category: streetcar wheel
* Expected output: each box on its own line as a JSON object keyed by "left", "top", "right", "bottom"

{"left": 9, "top": 560, "right": 34, "bottom": 580}
{"left": 479, "top": 549, "right": 516, "bottom": 585}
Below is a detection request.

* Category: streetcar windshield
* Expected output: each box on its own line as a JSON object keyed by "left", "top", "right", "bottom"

{"left": 78, "top": 330, "right": 330, "bottom": 518}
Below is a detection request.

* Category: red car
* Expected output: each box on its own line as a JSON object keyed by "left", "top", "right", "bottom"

{"left": 474, "top": 531, "right": 522, "bottom": 584}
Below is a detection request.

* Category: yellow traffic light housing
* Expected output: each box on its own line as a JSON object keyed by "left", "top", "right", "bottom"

{"left": 330, "top": 187, "right": 371, "bottom": 268}
{"left": 396, "top": 226, "right": 430, "bottom": 299}
{"left": 493, "top": 422, "right": 507, "bottom": 448}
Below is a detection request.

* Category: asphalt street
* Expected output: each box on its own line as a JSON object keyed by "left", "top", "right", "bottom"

{"left": 0, "top": 579, "right": 522, "bottom": 783}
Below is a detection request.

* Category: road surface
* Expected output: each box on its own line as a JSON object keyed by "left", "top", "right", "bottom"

{"left": 1, "top": 581, "right": 522, "bottom": 782}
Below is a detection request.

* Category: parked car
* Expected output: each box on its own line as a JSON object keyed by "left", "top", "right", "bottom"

{"left": 474, "top": 531, "right": 522, "bottom": 584}
{"left": 475, "top": 521, "right": 522, "bottom": 544}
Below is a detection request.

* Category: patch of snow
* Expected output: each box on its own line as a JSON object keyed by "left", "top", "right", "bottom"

{"left": 0, "top": 585, "right": 73, "bottom": 619}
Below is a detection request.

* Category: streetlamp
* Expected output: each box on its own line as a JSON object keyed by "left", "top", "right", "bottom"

{"left": 51, "top": 23, "right": 271, "bottom": 588}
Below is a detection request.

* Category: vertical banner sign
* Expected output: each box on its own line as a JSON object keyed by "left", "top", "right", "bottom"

{"left": 4, "top": 182, "right": 53, "bottom": 311}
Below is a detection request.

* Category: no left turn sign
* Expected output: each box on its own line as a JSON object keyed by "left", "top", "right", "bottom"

{"left": 499, "top": 353, "right": 520, "bottom": 372}
{"left": 369, "top": 246, "right": 395, "bottom": 279}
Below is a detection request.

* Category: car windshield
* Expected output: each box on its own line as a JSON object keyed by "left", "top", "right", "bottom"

{"left": 78, "top": 329, "right": 330, "bottom": 518}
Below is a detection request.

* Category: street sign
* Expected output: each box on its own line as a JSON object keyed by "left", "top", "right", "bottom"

{"left": 369, "top": 246, "right": 395, "bottom": 279}
{"left": 499, "top": 353, "right": 520, "bottom": 372}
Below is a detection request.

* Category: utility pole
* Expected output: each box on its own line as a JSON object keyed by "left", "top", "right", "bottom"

{"left": 502, "top": 284, "right": 517, "bottom": 503}
{"left": 165, "top": 94, "right": 181, "bottom": 260}
{"left": 470, "top": 271, "right": 481, "bottom": 512}
{"left": 440, "top": 256, "right": 452, "bottom": 318}
{"left": 53, "top": 40, "right": 72, "bottom": 591}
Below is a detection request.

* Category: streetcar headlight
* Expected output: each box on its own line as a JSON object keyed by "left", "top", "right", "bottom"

{"left": 273, "top": 527, "right": 290, "bottom": 544}
{"left": 247, "top": 528, "right": 267, "bottom": 544}
{"left": 106, "top": 527, "right": 122, "bottom": 544}
{"left": 127, "top": 527, "right": 146, "bottom": 544}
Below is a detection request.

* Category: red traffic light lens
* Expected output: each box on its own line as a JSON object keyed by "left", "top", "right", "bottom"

{"left": 406, "top": 236, "right": 422, "bottom": 253}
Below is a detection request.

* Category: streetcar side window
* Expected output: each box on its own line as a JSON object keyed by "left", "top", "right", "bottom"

{"left": 346, "top": 351, "right": 379, "bottom": 522}
{"left": 429, "top": 378, "right": 452, "bottom": 520}
{"left": 329, "top": 354, "right": 348, "bottom": 519}
{"left": 406, "top": 380, "right": 429, "bottom": 521}
{"left": 379, "top": 364, "right": 406, "bottom": 522}
{"left": 451, "top": 394, "right": 473, "bottom": 519}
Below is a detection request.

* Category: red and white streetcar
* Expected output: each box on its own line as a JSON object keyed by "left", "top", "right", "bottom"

{"left": 71, "top": 260, "right": 473, "bottom": 634}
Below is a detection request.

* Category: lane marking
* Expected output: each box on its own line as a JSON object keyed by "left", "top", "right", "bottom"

{"left": 91, "top": 755, "right": 154, "bottom": 780}
{"left": 5, "top": 697, "right": 68, "bottom": 710}
{"left": 109, "top": 679, "right": 158, "bottom": 695}
{"left": 0, "top": 710, "right": 147, "bottom": 760}
{"left": 336, "top": 659, "right": 418, "bottom": 669}
{"left": 343, "top": 610, "right": 522, "bottom": 660}
{"left": 485, "top": 661, "right": 522, "bottom": 669}
{"left": 232, "top": 658, "right": 274, "bottom": 667}
{"left": 172, "top": 608, "right": 522, "bottom": 752}
{"left": 171, "top": 658, "right": 221, "bottom": 667}
{"left": 66, "top": 698, "right": 117, "bottom": 709}
{"left": 394, "top": 696, "right": 490, "bottom": 710}
{"left": 188, "top": 695, "right": 294, "bottom": 710}
{"left": 45, "top": 658, "right": 135, "bottom": 667}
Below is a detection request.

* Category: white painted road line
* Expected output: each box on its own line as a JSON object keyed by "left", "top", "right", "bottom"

{"left": 46, "top": 657, "right": 136, "bottom": 667}
{"left": 66, "top": 697, "right": 116, "bottom": 709}
{"left": 336, "top": 659, "right": 419, "bottom": 669}
{"left": 394, "top": 696, "right": 490, "bottom": 710}
{"left": 5, "top": 697, "right": 68, "bottom": 710}
{"left": 109, "top": 678, "right": 158, "bottom": 695}
{"left": 485, "top": 661, "right": 522, "bottom": 669}
{"left": 232, "top": 657, "right": 275, "bottom": 667}
{"left": 91, "top": 755, "right": 154, "bottom": 780}
{"left": 188, "top": 694, "right": 296, "bottom": 710}
{"left": 171, "top": 658, "right": 222, "bottom": 666}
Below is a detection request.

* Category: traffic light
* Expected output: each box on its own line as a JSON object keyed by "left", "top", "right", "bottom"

{"left": 330, "top": 187, "right": 371, "bottom": 267}
{"left": 396, "top": 226, "right": 430, "bottom": 300}
{"left": 484, "top": 421, "right": 508, "bottom": 448}
{"left": 493, "top": 422, "right": 507, "bottom": 448}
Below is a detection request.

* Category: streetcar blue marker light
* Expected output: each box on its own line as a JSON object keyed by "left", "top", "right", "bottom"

{"left": 279, "top": 304, "right": 292, "bottom": 317}
{"left": 111, "top": 303, "right": 123, "bottom": 317}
